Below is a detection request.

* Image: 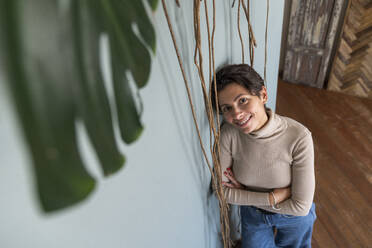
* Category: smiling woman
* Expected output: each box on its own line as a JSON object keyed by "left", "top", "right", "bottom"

{"left": 212, "top": 64, "right": 316, "bottom": 248}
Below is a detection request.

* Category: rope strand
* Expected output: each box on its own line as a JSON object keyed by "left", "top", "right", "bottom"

{"left": 240, "top": 0, "right": 255, "bottom": 66}
{"left": 161, "top": 1, "right": 270, "bottom": 247}
{"left": 161, "top": 2, "right": 230, "bottom": 247}
{"left": 264, "top": 0, "right": 270, "bottom": 84}
{"left": 237, "top": 0, "right": 245, "bottom": 63}
{"left": 161, "top": 0, "right": 215, "bottom": 184}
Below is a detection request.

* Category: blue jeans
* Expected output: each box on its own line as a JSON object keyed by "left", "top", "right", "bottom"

{"left": 240, "top": 203, "right": 316, "bottom": 248}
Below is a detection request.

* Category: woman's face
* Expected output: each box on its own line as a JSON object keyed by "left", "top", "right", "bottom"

{"left": 218, "top": 83, "right": 268, "bottom": 134}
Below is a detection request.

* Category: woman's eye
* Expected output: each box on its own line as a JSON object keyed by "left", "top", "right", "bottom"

{"left": 221, "top": 106, "right": 231, "bottom": 113}
{"left": 239, "top": 97, "right": 248, "bottom": 104}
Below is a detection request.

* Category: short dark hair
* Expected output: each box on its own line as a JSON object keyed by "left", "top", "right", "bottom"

{"left": 211, "top": 64, "right": 265, "bottom": 112}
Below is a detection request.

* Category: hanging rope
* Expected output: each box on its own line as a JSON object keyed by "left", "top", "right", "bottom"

{"left": 240, "top": 0, "right": 256, "bottom": 66}
{"left": 160, "top": 1, "right": 231, "bottom": 247}
{"left": 264, "top": 0, "right": 270, "bottom": 84}
{"left": 232, "top": 0, "right": 237, "bottom": 8}
{"left": 204, "top": 0, "right": 214, "bottom": 149}
{"left": 209, "top": 0, "right": 231, "bottom": 246}
{"left": 193, "top": 0, "right": 231, "bottom": 246}
{"left": 160, "top": 1, "right": 269, "bottom": 247}
{"left": 160, "top": 0, "right": 215, "bottom": 188}
{"left": 237, "top": 0, "right": 245, "bottom": 63}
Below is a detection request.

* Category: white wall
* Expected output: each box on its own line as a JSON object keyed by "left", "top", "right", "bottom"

{"left": 0, "top": 1, "right": 284, "bottom": 247}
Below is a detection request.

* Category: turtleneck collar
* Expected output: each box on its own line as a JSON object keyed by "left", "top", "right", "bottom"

{"left": 247, "top": 109, "right": 286, "bottom": 139}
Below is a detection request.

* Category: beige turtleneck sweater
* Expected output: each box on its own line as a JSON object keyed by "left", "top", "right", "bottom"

{"left": 220, "top": 109, "right": 315, "bottom": 216}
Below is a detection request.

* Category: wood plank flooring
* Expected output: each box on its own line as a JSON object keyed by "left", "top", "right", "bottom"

{"left": 276, "top": 80, "right": 372, "bottom": 248}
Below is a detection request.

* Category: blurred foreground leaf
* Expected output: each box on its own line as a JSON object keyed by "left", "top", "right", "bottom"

{"left": 0, "top": 0, "right": 158, "bottom": 212}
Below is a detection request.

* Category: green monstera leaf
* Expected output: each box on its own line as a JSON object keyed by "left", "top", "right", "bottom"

{"left": 0, "top": 0, "right": 158, "bottom": 212}
{"left": 88, "top": 0, "right": 157, "bottom": 143}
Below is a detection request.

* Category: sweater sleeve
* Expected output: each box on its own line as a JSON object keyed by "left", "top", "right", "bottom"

{"left": 219, "top": 125, "right": 271, "bottom": 206}
{"left": 258, "top": 131, "right": 315, "bottom": 216}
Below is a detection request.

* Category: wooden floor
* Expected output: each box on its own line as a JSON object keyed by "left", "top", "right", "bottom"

{"left": 276, "top": 79, "right": 372, "bottom": 248}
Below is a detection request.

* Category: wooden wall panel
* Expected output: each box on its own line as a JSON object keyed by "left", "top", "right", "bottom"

{"left": 328, "top": 0, "right": 372, "bottom": 98}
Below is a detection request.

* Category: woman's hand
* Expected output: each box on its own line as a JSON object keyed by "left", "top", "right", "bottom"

{"left": 269, "top": 187, "right": 291, "bottom": 205}
{"left": 222, "top": 168, "right": 244, "bottom": 189}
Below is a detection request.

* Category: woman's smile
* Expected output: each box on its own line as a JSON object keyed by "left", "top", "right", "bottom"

{"left": 234, "top": 115, "right": 252, "bottom": 127}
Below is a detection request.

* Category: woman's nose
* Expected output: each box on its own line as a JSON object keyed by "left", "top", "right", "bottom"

{"left": 232, "top": 108, "right": 244, "bottom": 119}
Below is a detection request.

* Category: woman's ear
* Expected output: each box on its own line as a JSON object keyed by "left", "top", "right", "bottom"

{"left": 259, "top": 86, "right": 268, "bottom": 104}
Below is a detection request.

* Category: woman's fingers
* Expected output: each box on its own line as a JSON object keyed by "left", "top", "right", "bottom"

{"left": 223, "top": 170, "right": 232, "bottom": 180}
{"left": 224, "top": 169, "right": 234, "bottom": 178}
{"left": 226, "top": 170, "right": 240, "bottom": 185}
{"left": 224, "top": 171, "right": 238, "bottom": 185}
{"left": 223, "top": 169, "right": 244, "bottom": 190}
{"left": 222, "top": 182, "right": 236, "bottom": 188}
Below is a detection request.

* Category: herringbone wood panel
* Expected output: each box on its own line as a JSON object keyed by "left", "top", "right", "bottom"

{"left": 328, "top": 0, "right": 372, "bottom": 98}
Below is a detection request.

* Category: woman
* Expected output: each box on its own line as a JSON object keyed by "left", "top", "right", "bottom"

{"left": 212, "top": 64, "right": 316, "bottom": 248}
